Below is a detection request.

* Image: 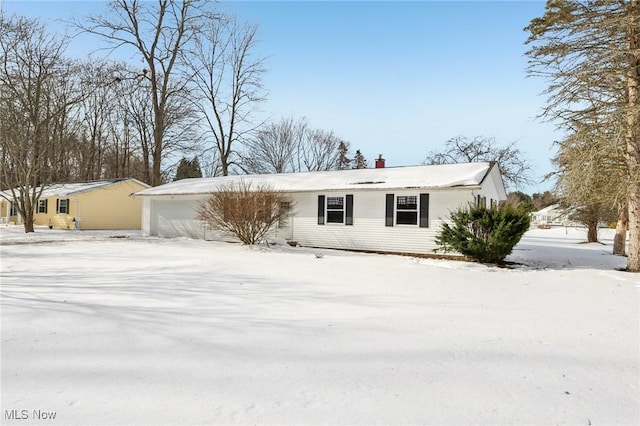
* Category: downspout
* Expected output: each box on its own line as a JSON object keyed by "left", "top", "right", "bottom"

{"left": 290, "top": 214, "right": 294, "bottom": 241}
{"left": 75, "top": 200, "right": 81, "bottom": 230}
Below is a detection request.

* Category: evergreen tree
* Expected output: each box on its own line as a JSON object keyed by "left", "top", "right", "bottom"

{"left": 353, "top": 149, "right": 368, "bottom": 169}
{"left": 336, "top": 141, "right": 351, "bottom": 170}
{"left": 525, "top": 0, "right": 640, "bottom": 271}
{"left": 174, "top": 156, "right": 203, "bottom": 181}
{"left": 191, "top": 156, "right": 202, "bottom": 178}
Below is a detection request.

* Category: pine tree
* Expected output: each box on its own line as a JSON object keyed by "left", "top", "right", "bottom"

{"left": 191, "top": 156, "right": 202, "bottom": 178}
{"left": 336, "top": 141, "right": 351, "bottom": 170}
{"left": 525, "top": 0, "right": 640, "bottom": 271}
{"left": 353, "top": 150, "right": 368, "bottom": 169}
{"left": 174, "top": 156, "right": 203, "bottom": 181}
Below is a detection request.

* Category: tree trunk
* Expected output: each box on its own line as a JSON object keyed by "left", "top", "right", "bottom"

{"left": 152, "top": 115, "right": 163, "bottom": 187}
{"left": 587, "top": 222, "right": 598, "bottom": 243}
{"left": 625, "top": 0, "right": 640, "bottom": 272}
{"left": 23, "top": 215, "right": 34, "bottom": 233}
{"left": 22, "top": 196, "right": 34, "bottom": 233}
{"left": 613, "top": 208, "right": 628, "bottom": 255}
{"left": 628, "top": 180, "right": 640, "bottom": 271}
{"left": 221, "top": 151, "right": 229, "bottom": 176}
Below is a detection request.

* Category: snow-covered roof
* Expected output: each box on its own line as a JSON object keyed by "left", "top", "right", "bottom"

{"left": 136, "top": 162, "right": 495, "bottom": 197}
{"left": 1, "top": 178, "right": 149, "bottom": 199}
{"left": 532, "top": 204, "right": 561, "bottom": 216}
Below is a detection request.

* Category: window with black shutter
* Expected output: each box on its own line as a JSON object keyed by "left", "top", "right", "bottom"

{"left": 419, "top": 193, "right": 429, "bottom": 228}
{"left": 57, "top": 198, "right": 69, "bottom": 214}
{"left": 38, "top": 199, "right": 47, "bottom": 214}
{"left": 385, "top": 194, "right": 394, "bottom": 227}
{"left": 385, "top": 193, "right": 429, "bottom": 227}
{"left": 317, "top": 195, "right": 325, "bottom": 225}
{"left": 319, "top": 195, "right": 352, "bottom": 225}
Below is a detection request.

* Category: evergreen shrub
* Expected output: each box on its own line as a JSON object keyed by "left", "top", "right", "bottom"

{"left": 435, "top": 204, "right": 531, "bottom": 264}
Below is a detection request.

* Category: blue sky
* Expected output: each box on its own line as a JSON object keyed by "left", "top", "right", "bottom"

{"left": 2, "top": 1, "right": 558, "bottom": 194}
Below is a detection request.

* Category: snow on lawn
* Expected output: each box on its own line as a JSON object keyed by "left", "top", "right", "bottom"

{"left": 1, "top": 225, "right": 638, "bottom": 425}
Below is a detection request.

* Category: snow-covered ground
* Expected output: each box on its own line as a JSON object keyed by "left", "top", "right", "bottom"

{"left": 1, "top": 225, "right": 638, "bottom": 425}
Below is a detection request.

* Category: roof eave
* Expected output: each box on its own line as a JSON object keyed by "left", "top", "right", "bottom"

{"left": 135, "top": 183, "right": 483, "bottom": 197}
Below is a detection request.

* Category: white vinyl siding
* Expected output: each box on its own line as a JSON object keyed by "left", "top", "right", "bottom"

{"left": 290, "top": 190, "right": 472, "bottom": 255}
{"left": 141, "top": 187, "right": 486, "bottom": 255}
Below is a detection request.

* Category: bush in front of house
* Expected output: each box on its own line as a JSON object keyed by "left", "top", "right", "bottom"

{"left": 197, "top": 181, "right": 293, "bottom": 245}
{"left": 435, "top": 203, "right": 530, "bottom": 264}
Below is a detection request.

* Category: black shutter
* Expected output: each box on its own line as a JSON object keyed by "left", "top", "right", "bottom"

{"left": 345, "top": 194, "right": 353, "bottom": 226}
{"left": 66, "top": 199, "right": 70, "bottom": 214}
{"left": 317, "top": 195, "right": 325, "bottom": 225}
{"left": 419, "top": 193, "right": 429, "bottom": 228}
{"left": 44, "top": 199, "right": 48, "bottom": 214}
{"left": 56, "top": 199, "right": 60, "bottom": 214}
{"left": 385, "top": 194, "right": 394, "bottom": 227}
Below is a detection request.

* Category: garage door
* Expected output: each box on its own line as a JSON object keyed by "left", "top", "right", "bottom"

{"left": 152, "top": 199, "right": 203, "bottom": 238}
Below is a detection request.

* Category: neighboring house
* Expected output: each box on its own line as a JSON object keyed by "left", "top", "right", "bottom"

{"left": 531, "top": 204, "right": 567, "bottom": 227}
{"left": 0, "top": 178, "right": 150, "bottom": 230}
{"left": 135, "top": 162, "right": 507, "bottom": 255}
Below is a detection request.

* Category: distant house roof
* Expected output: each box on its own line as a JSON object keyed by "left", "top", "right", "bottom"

{"left": 1, "top": 178, "right": 149, "bottom": 199}
{"left": 136, "top": 162, "right": 499, "bottom": 197}
{"left": 532, "top": 204, "right": 561, "bottom": 216}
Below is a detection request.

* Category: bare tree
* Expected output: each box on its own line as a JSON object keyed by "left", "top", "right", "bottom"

{"left": 424, "top": 135, "right": 533, "bottom": 190}
{"left": 241, "top": 116, "right": 304, "bottom": 174}
{"left": 188, "top": 15, "right": 266, "bottom": 176}
{"left": 297, "top": 128, "right": 345, "bottom": 172}
{"left": 525, "top": 0, "right": 640, "bottom": 271}
{"left": 77, "top": 0, "right": 207, "bottom": 186}
{"left": 531, "top": 191, "right": 559, "bottom": 211}
{"left": 241, "top": 117, "right": 349, "bottom": 174}
{"left": 69, "top": 60, "right": 121, "bottom": 181}
{"left": 0, "top": 14, "right": 84, "bottom": 232}
{"left": 197, "top": 181, "right": 293, "bottom": 244}
{"left": 553, "top": 118, "right": 628, "bottom": 246}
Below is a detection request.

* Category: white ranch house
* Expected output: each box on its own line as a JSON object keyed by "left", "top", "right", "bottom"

{"left": 531, "top": 204, "right": 567, "bottom": 227}
{"left": 135, "top": 162, "right": 507, "bottom": 255}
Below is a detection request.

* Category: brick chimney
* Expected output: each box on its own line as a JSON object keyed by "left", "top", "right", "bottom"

{"left": 375, "top": 154, "right": 385, "bottom": 168}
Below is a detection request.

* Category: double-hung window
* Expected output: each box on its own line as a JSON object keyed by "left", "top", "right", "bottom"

{"left": 385, "top": 193, "right": 429, "bottom": 228}
{"left": 278, "top": 201, "right": 291, "bottom": 228}
{"left": 38, "top": 199, "right": 48, "bottom": 214}
{"left": 317, "top": 195, "right": 354, "bottom": 225}
{"left": 56, "top": 198, "right": 69, "bottom": 214}
{"left": 395, "top": 196, "right": 418, "bottom": 225}
{"left": 326, "top": 197, "right": 344, "bottom": 223}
